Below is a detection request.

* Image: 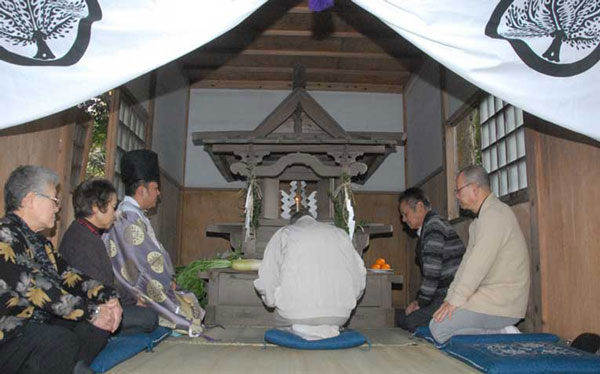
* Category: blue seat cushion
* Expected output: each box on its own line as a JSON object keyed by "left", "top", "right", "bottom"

{"left": 413, "top": 326, "right": 444, "bottom": 347}
{"left": 264, "top": 328, "right": 367, "bottom": 350}
{"left": 444, "top": 334, "right": 600, "bottom": 374}
{"left": 414, "top": 329, "right": 600, "bottom": 374}
{"left": 90, "top": 327, "right": 171, "bottom": 373}
{"left": 447, "top": 332, "right": 560, "bottom": 345}
{"left": 413, "top": 326, "right": 560, "bottom": 347}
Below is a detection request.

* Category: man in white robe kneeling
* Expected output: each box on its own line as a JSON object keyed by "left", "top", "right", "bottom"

{"left": 254, "top": 211, "right": 366, "bottom": 340}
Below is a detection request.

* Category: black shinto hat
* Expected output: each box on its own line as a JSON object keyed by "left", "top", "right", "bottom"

{"left": 120, "top": 149, "right": 160, "bottom": 186}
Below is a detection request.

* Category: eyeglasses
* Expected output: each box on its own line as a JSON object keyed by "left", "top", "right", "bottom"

{"left": 36, "top": 193, "right": 61, "bottom": 208}
{"left": 454, "top": 183, "right": 474, "bottom": 194}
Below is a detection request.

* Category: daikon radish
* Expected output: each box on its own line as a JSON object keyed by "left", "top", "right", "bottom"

{"left": 231, "top": 259, "right": 262, "bottom": 271}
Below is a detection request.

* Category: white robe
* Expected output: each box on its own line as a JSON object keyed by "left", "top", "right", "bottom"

{"left": 254, "top": 216, "right": 366, "bottom": 339}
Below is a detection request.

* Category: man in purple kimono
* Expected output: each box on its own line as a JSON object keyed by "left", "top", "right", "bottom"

{"left": 103, "top": 150, "right": 204, "bottom": 336}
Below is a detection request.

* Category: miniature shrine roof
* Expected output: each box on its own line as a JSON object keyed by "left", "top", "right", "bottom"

{"left": 193, "top": 87, "right": 405, "bottom": 184}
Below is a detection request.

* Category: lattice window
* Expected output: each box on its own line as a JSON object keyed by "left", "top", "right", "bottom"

{"left": 110, "top": 89, "right": 149, "bottom": 197}
{"left": 479, "top": 95, "right": 527, "bottom": 198}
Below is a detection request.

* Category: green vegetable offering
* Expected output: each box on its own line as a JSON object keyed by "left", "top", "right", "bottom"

{"left": 175, "top": 259, "right": 231, "bottom": 307}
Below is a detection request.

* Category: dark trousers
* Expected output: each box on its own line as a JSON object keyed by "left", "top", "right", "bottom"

{"left": 0, "top": 319, "right": 108, "bottom": 374}
{"left": 395, "top": 298, "right": 444, "bottom": 333}
{"left": 118, "top": 305, "right": 158, "bottom": 336}
{"left": 49, "top": 317, "right": 110, "bottom": 365}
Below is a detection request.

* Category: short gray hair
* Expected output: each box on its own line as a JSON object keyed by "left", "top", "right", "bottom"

{"left": 290, "top": 209, "right": 313, "bottom": 224}
{"left": 459, "top": 165, "right": 490, "bottom": 190}
{"left": 398, "top": 187, "right": 432, "bottom": 211}
{"left": 4, "top": 165, "right": 59, "bottom": 213}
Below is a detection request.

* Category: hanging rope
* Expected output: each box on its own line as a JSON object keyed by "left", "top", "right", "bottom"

{"left": 243, "top": 177, "right": 262, "bottom": 241}
{"left": 332, "top": 174, "right": 356, "bottom": 240}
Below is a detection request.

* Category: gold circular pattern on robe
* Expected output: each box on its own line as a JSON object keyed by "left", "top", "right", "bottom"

{"left": 146, "top": 280, "right": 167, "bottom": 303}
{"left": 189, "top": 322, "right": 203, "bottom": 337}
{"left": 120, "top": 260, "right": 139, "bottom": 285}
{"left": 175, "top": 293, "right": 193, "bottom": 319}
{"left": 124, "top": 224, "right": 145, "bottom": 246}
{"left": 175, "top": 292, "right": 205, "bottom": 320}
{"left": 108, "top": 240, "right": 117, "bottom": 258}
{"left": 158, "top": 316, "right": 176, "bottom": 329}
{"left": 120, "top": 265, "right": 131, "bottom": 283}
{"left": 147, "top": 251, "right": 164, "bottom": 274}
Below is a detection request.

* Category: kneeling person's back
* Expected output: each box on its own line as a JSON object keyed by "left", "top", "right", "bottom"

{"left": 254, "top": 212, "right": 366, "bottom": 338}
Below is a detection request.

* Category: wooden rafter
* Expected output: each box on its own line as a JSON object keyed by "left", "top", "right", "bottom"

{"left": 181, "top": 0, "right": 424, "bottom": 92}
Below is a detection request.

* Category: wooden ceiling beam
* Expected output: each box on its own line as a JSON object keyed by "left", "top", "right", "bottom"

{"left": 191, "top": 80, "right": 403, "bottom": 93}
{"left": 243, "top": 0, "right": 383, "bottom": 19}
{"left": 185, "top": 67, "right": 410, "bottom": 85}
{"left": 258, "top": 13, "right": 337, "bottom": 32}
{"left": 186, "top": 66, "right": 408, "bottom": 76}
{"left": 190, "top": 73, "right": 410, "bottom": 85}
{"left": 289, "top": 4, "right": 312, "bottom": 14}
{"left": 179, "top": 0, "right": 424, "bottom": 93}
{"left": 203, "top": 34, "right": 417, "bottom": 56}
{"left": 188, "top": 74, "right": 406, "bottom": 86}
{"left": 254, "top": 7, "right": 399, "bottom": 37}
{"left": 237, "top": 49, "right": 394, "bottom": 59}
{"left": 264, "top": 12, "right": 363, "bottom": 34}
{"left": 290, "top": 1, "right": 381, "bottom": 16}
{"left": 261, "top": 30, "right": 363, "bottom": 38}
{"left": 181, "top": 53, "right": 416, "bottom": 72}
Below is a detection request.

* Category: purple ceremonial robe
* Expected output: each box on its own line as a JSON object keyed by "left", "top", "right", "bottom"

{"left": 103, "top": 196, "right": 204, "bottom": 336}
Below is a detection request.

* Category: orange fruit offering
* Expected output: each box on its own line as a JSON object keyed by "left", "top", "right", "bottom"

{"left": 381, "top": 263, "right": 391, "bottom": 270}
{"left": 371, "top": 263, "right": 382, "bottom": 269}
{"left": 375, "top": 258, "right": 386, "bottom": 265}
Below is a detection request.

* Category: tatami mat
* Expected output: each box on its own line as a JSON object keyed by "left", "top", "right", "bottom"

{"left": 107, "top": 327, "right": 479, "bottom": 374}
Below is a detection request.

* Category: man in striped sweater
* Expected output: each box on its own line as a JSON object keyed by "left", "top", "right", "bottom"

{"left": 396, "top": 187, "right": 466, "bottom": 332}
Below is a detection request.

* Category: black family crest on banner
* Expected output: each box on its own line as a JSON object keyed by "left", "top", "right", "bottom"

{"left": 0, "top": 0, "right": 102, "bottom": 66}
{"left": 486, "top": 0, "right": 600, "bottom": 77}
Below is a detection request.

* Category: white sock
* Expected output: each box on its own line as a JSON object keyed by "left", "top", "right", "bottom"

{"left": 501, "top": 325, "right": 521, "bottom": 334}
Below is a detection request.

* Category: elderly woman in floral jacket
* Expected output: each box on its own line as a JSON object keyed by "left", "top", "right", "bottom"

{"left": 0, "top": 166, "right": 122, "bottom": 374}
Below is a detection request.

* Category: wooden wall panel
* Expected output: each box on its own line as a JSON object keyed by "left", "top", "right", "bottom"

{"left": 527, "top": 125, "right": 600, "bottom": 340}
{"left": 451, "top": 219, "right": 471, "bottom": 247}
{"left": 354, "top": 192, "right": 407, "bottom": 307}
{"left": 510, "top": 201, "right": 536, "bottom": 333}
{"left": 179, "top": 189, "right": 244, "bottom": 266}
{"left": 420, "top": 170, "right": 448, "bottom": 220}
{"left": 149, "top": 170, "right": 180, "bottom": 264}
{"left": 0, "top": 108, "right": 85, "bottom": 245}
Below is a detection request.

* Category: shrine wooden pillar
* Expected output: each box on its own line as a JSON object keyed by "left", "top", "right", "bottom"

{"left": 261, "top": 178, "right": 279, "bottom": 219}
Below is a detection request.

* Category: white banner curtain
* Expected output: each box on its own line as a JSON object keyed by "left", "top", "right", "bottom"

{"left": 353, "top": 0, "right": 600, "bottom": 141}
{"left": 0, "top": 0, "right": 266, "bottom": 130}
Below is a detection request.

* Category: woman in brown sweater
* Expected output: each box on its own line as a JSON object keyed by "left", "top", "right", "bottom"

{"left": 60, "top": 179, "right": 158, "bottom": 336}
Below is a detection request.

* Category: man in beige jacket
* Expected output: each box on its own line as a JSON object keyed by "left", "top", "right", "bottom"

{"left": 430, "top": 165, "right": 530, "bottom": 344}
